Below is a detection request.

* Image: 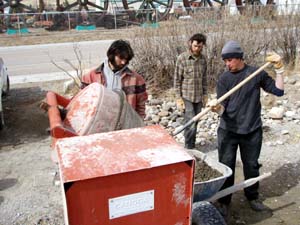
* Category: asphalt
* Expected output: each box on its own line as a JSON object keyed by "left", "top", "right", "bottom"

{"left": 10, "top": 71, "right": 74, "bottom": 85}
{"left": 0, "top": 40, "right": 113, "bottom": 86}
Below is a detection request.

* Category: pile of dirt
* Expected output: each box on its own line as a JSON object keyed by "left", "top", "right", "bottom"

{"left": 194, "top": 157, "right": 223, "bottom": 182}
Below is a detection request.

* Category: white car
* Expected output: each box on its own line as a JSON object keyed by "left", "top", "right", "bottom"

{"left": 0, "top": 57, "right": 10, "bottom": 129}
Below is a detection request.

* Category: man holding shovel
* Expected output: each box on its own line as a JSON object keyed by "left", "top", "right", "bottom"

{"left": 209, "top": 40, "right": 284, "bottom": 216}
{"left": 174, "top": 33, "right": 208, "bottom": 149}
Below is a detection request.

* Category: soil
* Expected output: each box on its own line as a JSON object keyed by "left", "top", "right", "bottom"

{"left": 0, "top": 81, "right": 65, "bottom": 225}
{"left": 194, "top": 158, "right": 222, "bottom": 182}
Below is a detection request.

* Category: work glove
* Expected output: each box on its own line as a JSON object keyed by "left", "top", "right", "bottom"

{"left": 207, "top": 99, "right": 224, "bottom": 116}
{"left": 266, "top": 52, "right": 284, "bottom": 73}
{"left": 176, "top": 98, "right": 185, "bottom": 111}
{"left": 202, "top": 95, "right": 208, "bottom": 106}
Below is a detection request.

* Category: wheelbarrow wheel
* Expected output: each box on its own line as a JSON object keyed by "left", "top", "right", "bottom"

{"left": 192, "top": 201, "right": 226, "bottom": 225}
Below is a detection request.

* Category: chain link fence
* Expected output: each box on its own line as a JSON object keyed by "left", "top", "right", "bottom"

{"left": 0, "top": 4, "right": 299, "bottom": 35}
{"left": 0, "top": 8, "right": 159, "bottom": 34}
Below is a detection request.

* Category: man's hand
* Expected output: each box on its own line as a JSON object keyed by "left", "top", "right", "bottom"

{"left": 176, "top": 98, "right": 185, "bottom": 111}
{"left": 207, "top": 99, "right": 224, "bottom": 115}
{"left": 203, "top": 95, "right": 208, "bottom": 106}
{"left": 266, "top": 52, "right": 284, "bottom": 70}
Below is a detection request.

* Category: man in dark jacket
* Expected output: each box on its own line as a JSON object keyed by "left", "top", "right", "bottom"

{"left": 209, "top": 40, "right": 284, "bottom": 217}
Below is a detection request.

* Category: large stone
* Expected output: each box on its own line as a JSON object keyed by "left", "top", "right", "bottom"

{"left": 176, "top": 117, "right": 184, "bottom": 124}
{"left": 158, "top": 110, "right": 169, "bottom": 117}
{"left": 170, "top": 121, "right": 181, "bottom": 128}
{"left": 159, "top": 120, "right": 169, "bottom": 127}
{"left": 162, "top": 101, "right": 176, "bottom": 111}
{"left": 268, "top": 107, "right": 284, "bottom": 119}
{"left": 149, "top": 99, "right": 163, "bottom": 105}
{"left": 285, "top": 111, "right": 296, "bottom": 118}
{"left": 152, "top": 115, "right": 160, "bottom": 123}
{"left": 288, "top": 77, "right": 297, "bottom": 85}
{"left": 262, "top": 93, "right": 275, "bottom": 109}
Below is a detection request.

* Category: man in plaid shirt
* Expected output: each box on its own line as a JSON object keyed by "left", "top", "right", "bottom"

{"left": 174, "top": 33, "right": 208, "bottom": 149}
{"left": 82, "top": 40, "right": 147, "bottom": 118}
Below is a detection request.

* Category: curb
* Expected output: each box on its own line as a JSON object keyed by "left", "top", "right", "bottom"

{"left": 10, "top": 71, "right": 77, "bottom": 86}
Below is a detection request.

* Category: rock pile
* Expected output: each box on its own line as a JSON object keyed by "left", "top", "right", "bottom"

{"left": 144, "top": 73, "right": 300, "bottom": 148}
{"left": 144, "top": 96, "right": 219, "bottom": 146}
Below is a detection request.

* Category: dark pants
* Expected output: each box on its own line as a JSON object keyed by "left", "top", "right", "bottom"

{"left": 183, "top": 99, "right": 202, "bottom": 149}
{"left": 217, "top": 127, "right": 263, "bottom": 205}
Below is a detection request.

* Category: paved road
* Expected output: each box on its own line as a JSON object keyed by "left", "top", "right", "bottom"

{"left": 0, "top": 40, "right": 113, "bottom": 84}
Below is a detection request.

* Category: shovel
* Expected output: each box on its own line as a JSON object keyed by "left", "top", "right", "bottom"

{"left": 173, "top": 62, "right": 271, "bottom": 136}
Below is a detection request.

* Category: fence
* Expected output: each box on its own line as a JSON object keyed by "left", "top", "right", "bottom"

{"left": 0, "top": 4, "right": 300, "bottom": 35}
{"left": 0, "top": 8, "right": 159, "bottom": 34}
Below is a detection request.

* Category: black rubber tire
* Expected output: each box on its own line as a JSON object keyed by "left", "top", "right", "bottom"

{"left": 192, "top": 201, "right": 226, "bottom": 225}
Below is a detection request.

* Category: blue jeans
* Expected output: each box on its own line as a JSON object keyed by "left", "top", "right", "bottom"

{"left": 183, "top": 99, "right": 202, "bottom": 149}
{"left": 217, "top": 127, "right": 263, "bottom": 205}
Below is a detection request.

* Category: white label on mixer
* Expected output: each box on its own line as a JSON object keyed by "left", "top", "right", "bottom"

{"left": 108, "top": 190, "right": 154, "bottom": 219}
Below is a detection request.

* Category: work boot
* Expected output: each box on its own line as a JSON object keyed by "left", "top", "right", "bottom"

{"left": 248, "top": 199, "right": 269, "bottom": 211}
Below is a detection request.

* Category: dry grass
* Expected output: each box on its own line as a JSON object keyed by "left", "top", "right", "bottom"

{"left": 128, "top": 7, "right": 300, "bottom": 93}
{"left": 0, "top": 27, "right": 134, "bottom": 46}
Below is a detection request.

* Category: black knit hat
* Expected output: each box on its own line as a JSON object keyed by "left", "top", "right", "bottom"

{"left": 221, "top": 40, "right": 244, "bottom": 60}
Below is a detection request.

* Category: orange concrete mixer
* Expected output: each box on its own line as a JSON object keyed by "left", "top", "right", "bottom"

{"left": 46, "top": 83, "right": 144, "bottom": 144}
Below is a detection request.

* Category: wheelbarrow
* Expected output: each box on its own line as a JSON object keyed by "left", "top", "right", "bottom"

{"left": 188, "top": 150, "right": 271, "bottom": 225}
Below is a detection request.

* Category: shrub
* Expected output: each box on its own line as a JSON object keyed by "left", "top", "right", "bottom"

{"left": 129, "top": 5, "right": 299, "bottom": 94}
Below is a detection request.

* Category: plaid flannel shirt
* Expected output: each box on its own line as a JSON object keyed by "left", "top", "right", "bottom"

{"left": 174, "top": 51, "right": 207, "bottom": 103}
{"left": 82, "top": 64, "right": 148, "bottom": 118}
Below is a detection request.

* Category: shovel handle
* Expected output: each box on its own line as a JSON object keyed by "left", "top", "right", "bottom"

{"left": 207, "top": 172, "right": 272, "bottom": 202}
{"left": 173, "top": 62, "right": 271, "bottom": 136}
{"left": 173, "top": 107, "right": 211, "bottom": 135}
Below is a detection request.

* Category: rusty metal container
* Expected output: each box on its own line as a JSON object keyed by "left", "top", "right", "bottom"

{"left": 46, "top": 82, "right": 143, "bottom": 141}
{"left": 55, "top": 125, "right": 194, "bottom": 225}
{"left": 63, "top": 82, "right": 122, "bottom": 135}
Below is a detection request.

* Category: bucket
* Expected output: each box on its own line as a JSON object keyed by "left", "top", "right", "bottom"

{"left": 62, "top": 82, "right": 144, "bottom": 136}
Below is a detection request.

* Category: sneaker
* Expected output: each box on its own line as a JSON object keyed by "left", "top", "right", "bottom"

{"left": 248, "top": 199, "right": 269, "bottom": 211}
